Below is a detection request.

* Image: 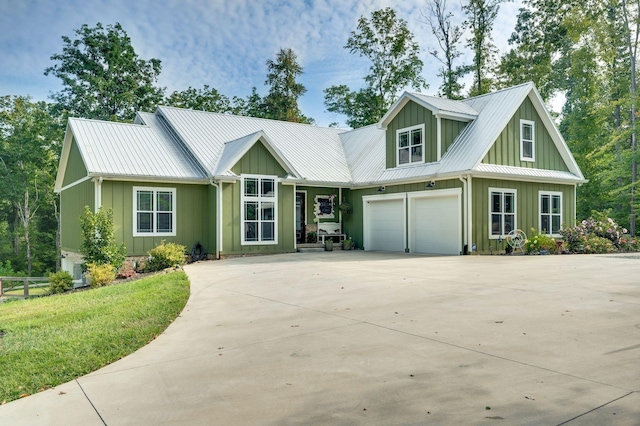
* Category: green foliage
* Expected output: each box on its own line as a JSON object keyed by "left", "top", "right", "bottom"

{"left": 0, "top": 260, "right": 17, "bottom": 277}
{"left": 79, "top": 206, "right": 126, "bottom": 271}
{"left": 324, "top": 7, "right": 426, "bottom": 127}
{"left": 86, "top": 262, "right": 116, "bottom": 288}
{"left": 165, "top": 85, "right": 232, "bottom": 112}
{"left": 47, "top": 270, "right": 73, "bottom": 295}
{"left": 145, "top": 241, "right": 186, "bottom": 272}
{"left": 262, "top": 48, "right": 313, "bottom": 123}
{"left": 560, "top": 210, "right": 631, "bottom": 253}
{"left": 0, "top": 271, "right": 189, "bottom": 403}
{"left": 524, "top": 228, "right": 557, "bottom": 254}
{"left": 45, "top": 22, "right": 164, "bottom": 122}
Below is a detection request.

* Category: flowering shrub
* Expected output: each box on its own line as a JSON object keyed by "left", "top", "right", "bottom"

{"left": 559, "top": 210, "right": 632, "bottom": 253}
{"left": 582, "top": 235, "right": 616, "bottom": 254}
{"left": 524, "top": 229, "right": 557, "bottom": 254}
{"left": 145, "top": 241, "right": 186, "bottom": 272}
{"left": 87, "top": 262, "right": 116, "bottom": 288}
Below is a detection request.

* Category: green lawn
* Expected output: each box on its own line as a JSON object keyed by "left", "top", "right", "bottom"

{"left": 0, "top": 271, "right": 190, "bottom": 404}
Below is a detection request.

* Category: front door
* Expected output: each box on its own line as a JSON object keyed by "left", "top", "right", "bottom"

{"left": 296, "top": 192, "right": 306, "bottom": 244}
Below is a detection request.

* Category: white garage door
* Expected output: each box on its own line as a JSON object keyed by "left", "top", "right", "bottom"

{"left": 409, "top": 190, "right": 461, "bottom": 255}
{"left": 365, "top": 197, "right": 405, "bottom": 252}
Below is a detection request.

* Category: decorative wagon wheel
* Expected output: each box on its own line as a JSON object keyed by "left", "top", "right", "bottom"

{"left": 506, "top": 229, "right": 527, "bottom": 254}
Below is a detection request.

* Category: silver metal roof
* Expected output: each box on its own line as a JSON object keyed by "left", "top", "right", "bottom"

{"left": 67, "top": 116, "right": 207, "bottom": 181}
{"left": 157, "top": 107, "right": 352, "bottom": 183}
{"left": 59, "top": 83, "right": 584, "bottom": 189}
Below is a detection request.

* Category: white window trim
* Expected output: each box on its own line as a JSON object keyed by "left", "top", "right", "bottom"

{"left": 488, "top": 187, "right": 517, "bottom": 239}
{"left": 396, "top": 123, "right": 425, "bottom": 167}
{"left": 241, "top": 174, "right": 278, "bottom": 246}
{"left": 132, "top": 186, "right": 177, "bottom": 237}
{"left": 539, "top": 190, "right": 563, "bottom": 237}
{"left": 520, "top": 119, "right": 535, "bottom": 162}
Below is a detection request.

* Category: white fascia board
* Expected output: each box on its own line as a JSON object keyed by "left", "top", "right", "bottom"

{"left": 469, "top": 170, "right": 587, "bottom": 185}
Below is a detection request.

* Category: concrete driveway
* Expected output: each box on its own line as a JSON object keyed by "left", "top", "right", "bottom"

{"left": 1, "top": 252, "right": 639, "bottom": 425}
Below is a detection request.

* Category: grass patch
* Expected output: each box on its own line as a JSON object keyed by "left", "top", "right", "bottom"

{"left": 0, "top": 271, "right": 190, "bottom": 404}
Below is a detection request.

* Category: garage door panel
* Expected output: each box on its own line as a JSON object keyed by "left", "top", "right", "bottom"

{"left": 366, "top": 199, "right": 404, "bottom": 252}
{"left": 410, "top": 193, "right": 461, "bottom": 255}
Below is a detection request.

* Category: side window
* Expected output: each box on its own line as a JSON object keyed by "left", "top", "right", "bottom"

{"left": 520, "top": 119, "right": 535, "bottom": 162}
{"left": 539, "top": 191, "right": 562, "bottom": 236}
{"left": 133, "top": 187, "right": 176, "bottom": 236}
{"left": 241, "top": 175, "right": 277, "bottom": 245}
{"left": 489, "top": 188, "right": 516, "bottom": 238}
{"left": 396, "top": 124, "right": 424, "bottom": 166}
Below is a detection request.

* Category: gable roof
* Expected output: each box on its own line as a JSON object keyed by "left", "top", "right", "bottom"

{"left": 54, "top": 115, "right": 208, "bottom": 191}
{"left": 213, "top": 130, "right": 300, "bottom": 178}
{"left": 56, "top": 82, "right": 585, "bottom": 191}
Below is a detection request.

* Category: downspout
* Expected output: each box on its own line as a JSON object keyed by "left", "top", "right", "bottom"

{"left": 93, "top": 177, "right": 103, "bottom": 213}
{"left": 436, "top": 115, "right": 442, "bottom": 161}
{"left": 459, "top": 176, "right": 468, "bottom": 253}
{"left": 467, "top": 175, "right": 473, "bottom": 253}
{"left": 211, "top": 180, "right": 221, "bottom": 260}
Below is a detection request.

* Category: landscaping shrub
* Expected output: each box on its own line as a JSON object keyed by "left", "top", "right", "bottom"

{"left": 47, "top": 270, "right": 73, "bottom": 294}
{"left": 560, "top": 210, "right": 631, "bottom": 253}
{"left": 79, "top": 206, "right": 126, "bottom": 271}
{"left": 524, "top": 229, "right": 556, "bottom": 254}
{"left": 87, "top": 263, "right": 116, "bottom": 288}
{"left": 0, "top": 260, "right": 17, "bottom": 277}
{"left": 582, "top": 235, "right": 616, "bottom": 254}
{"left": 117, "top": 263, "right": 137, "bottom": 279}
{"left": 145, "top": 241, "right": 186, "bottom": 272}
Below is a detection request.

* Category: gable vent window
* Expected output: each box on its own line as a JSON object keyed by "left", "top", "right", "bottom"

{"left": 520, "top": 120, "right": 535, "bottom": 162}
{"left": 133, "top": 187, "right": 176, "bottom": 237}
{"left": 241, "top": 175, "right": 278, "bottom": 245}
{"left": 397, "top": 124, "right": 424, "bottom": 166}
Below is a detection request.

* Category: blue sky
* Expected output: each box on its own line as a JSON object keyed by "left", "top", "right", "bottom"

{"left": 0, "top": 0, "right": 524, "bottom": 126}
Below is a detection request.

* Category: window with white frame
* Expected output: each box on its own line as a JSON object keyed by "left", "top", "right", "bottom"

{"left": 520, "top": 119, "right": 535, "bottom": 161}
{"left": 241, "top": 175, "right": 277, "bottom": 245}
{"left": 396, "top": 124, "right": 424, "bottom": 166}
{"left": 539, "top": 191, "right": 562, "bottom": 235}
{"left": 489, "top": 188, "right": 516, "bottom": 238}
{"left": 133, "top": 187, "right": 176, "bottom": 236}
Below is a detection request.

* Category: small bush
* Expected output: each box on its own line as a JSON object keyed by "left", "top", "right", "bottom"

{"left": 145, "top": 241, "right": 186, "bottom": 272}
{"left": 79, "top": 206, "right": 126, "bottom": 271}
{"left": 524, "top": 229, "right": 557, "bottom": 254}
{"left": 0, "top": 260, "right": 17, "bottom": 277}
{"left": 47, "top": 271, "right": 73, "bottom": 294}
{"left": 117, "top": 264, "right": 137, "bottom": 279}
{"left": 87, "top": 263, "right": 116, "bottom": 288}
{"left": 583, "top": 235, "right": 616, "bottom": 254}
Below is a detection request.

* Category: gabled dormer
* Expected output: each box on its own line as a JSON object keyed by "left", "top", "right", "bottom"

{"left": 378, "top": 92, "right": 477, "bottom": 169}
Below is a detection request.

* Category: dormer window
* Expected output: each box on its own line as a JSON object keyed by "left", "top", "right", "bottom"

{"left": 520, "top": 120, "right": 535, "bottom": 162}
{"left": 396, "top": 124, "right": 424, "bottom": 166}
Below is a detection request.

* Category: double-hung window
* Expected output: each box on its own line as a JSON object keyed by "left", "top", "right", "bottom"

{"left": 133, "top": 187, "right": 176, "bottom": 236}
{"left": 242, "top": 175, "right": 277, "bottom": 245}
{"left": 539, "top": 191, "right": 562, "bottom": 236}
{"left": 520, "top": 119, "right": 535, "bottom": 162}
{"left": 396, "top": 124, "right": 424, "bottom": 166}
{"left": 490, "top": 188, "right": 516, "bottom": 238}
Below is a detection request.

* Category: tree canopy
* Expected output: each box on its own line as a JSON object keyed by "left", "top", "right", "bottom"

{"left": 45, "top": 22, "right": 164, "bottom": 122}
{"left": 324, "top": 7, "right": 426, "bottom": 127}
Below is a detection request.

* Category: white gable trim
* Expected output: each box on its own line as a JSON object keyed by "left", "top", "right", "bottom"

{"left": 378, "top": 92, "right": 477, "bottom": 130}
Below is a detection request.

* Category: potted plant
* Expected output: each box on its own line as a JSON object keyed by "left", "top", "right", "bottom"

{"left": 325, "top": 238, "right": 334, "bottom": 251}
{"left": 307, "top": 231, "right": 317, "bottom": 243}
{"left": 338, "top": 200, "right": 352, "bottom": 216}
{"left": 342, "top": 237, "right": 352, "bottom": 250}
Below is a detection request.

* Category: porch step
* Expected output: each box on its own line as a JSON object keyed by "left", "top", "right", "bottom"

{"left": 297, "top": 243, "right": 343, "bottom": 253}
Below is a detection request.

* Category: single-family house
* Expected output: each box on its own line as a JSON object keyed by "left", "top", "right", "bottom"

{"left": 55, "top": 82, "right": 586, "bottom": 273}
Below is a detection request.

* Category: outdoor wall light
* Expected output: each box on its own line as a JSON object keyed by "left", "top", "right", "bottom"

{"left": 377, "top": 186, "right": 386, "bottom": 193}
{"left": 426, "top": 181, "right": 436, "bottom": 188}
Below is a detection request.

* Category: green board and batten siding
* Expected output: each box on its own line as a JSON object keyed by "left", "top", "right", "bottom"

{"left": 471, "top": 178, "right": 575, "bottom": 254}
{"left": 221, "top": 140, "right": 295, "bottom": 255}
{"left": 483, "top": 97, "right": 569, "bottom": 171}
{"left": 101, "top": 181, "right": 212, "bottom": 256}
{"left": 61, "top": 139, "right": 87, "bottom": 187}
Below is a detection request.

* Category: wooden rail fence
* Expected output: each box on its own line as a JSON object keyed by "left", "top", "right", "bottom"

{"left": 0, "top": 277, "right": 50, "bottom": 297}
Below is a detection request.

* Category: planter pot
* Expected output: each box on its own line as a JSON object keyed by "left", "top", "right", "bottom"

{"left": 342, "top": 240, "right": 352, "bottom": 250}
{"left": 325, "top": 240, "right": 334, "bottom": 251}
{"left": 539, "top": 249, "right": 549, "bottom": 255}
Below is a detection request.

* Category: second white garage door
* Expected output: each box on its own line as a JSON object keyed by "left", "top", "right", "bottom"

{"left": 409, "top": 189, "right": 461, "bottom": 255}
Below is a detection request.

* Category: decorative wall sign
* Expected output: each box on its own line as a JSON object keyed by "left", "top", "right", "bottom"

{"left": 314, "top": 195, "right": 335, "bottom": 219}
